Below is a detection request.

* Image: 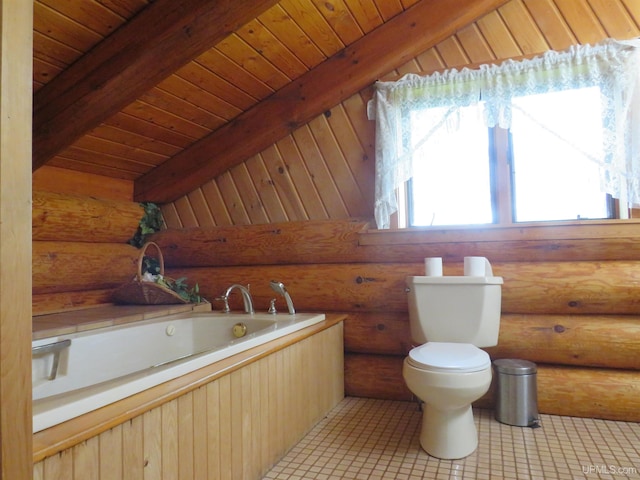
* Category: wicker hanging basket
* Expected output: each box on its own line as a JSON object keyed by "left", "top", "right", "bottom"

{"left": 112, "top": 241, "right": 188, "bottom": 305}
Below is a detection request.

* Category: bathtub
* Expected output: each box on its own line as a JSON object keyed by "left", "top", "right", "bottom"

{"left": 32, "top": 311, "right": 325, "bottom": 432}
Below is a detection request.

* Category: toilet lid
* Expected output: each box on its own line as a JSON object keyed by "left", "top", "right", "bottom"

{"left": 408, "top": 342, "right": 491, "bottom": 373}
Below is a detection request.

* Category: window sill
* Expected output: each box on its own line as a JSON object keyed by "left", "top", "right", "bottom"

{"left": 359, "top": 219, "right": 640, "bottom": 246}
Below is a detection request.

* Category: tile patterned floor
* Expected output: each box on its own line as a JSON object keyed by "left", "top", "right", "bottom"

{"left": 263, "top": 397, "right": 640, "bottom": 480}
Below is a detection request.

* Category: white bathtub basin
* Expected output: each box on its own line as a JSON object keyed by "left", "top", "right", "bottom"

{"left": 32, "top": 311, "right": 325, "bottom": 432}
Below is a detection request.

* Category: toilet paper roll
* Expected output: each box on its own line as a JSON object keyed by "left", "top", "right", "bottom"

{"left": 464, "top": 256, "right": 493, "bottom": 276}
{"left": 424, "top": 257, "right": 443, "bottom": 277}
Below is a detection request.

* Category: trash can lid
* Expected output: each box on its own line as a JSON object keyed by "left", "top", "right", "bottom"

{"left": 493, "top": 358, "right": 537, "bottom": 375}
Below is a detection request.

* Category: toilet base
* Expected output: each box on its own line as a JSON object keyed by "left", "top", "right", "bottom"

{"left": 419, "top": 403, "right": 478, "bottom": 459}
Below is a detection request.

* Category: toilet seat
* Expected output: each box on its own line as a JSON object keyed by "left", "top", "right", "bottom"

{"left": 407, "top": 342, "right": 490, "bottom": 373}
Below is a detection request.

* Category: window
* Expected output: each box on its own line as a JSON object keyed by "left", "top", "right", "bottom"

{"left": 509, "top": 88, "right": 611, "bottom": 223}
{"left": 369, "top": 39, "right": 640, "bottom": 229}
{"left": 406, "top": 87, "right": 613, "bottom": 227}
{"left": 408, "top": 105, "right": 493, "bottom": 226}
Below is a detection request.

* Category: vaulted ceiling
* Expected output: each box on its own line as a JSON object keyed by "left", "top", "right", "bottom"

{"left": 33, "top": 0, "right": 511, "bottom": 203}
{"left": 33, "top": 0, "right": 640, "bottom": 206}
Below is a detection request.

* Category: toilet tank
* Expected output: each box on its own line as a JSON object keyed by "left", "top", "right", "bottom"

{"left": 406, "top": 276, "right": 503, "bottom": 347}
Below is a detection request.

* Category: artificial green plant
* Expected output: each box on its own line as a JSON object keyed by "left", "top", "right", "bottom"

{"left": 130, "top": 202, "right": 206, "bottom": 304}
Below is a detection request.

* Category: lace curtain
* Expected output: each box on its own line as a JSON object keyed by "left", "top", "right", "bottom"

{"left": 368, "top": 38, "right": 640, "bottom": 229}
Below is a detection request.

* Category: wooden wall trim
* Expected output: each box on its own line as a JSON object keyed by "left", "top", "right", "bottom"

{"left": 0, "top": 1, "right": 33, "bottom": 478}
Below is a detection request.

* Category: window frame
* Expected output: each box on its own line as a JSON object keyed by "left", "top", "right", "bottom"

{"left": 401, "top": 91, "right": 620, "bottom": 229}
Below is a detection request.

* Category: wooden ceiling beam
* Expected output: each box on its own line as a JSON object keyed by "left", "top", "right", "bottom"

{"left": 32, "top": 0, "right": 280, "bottom": 171}
{"left": 134, "top": 0, "right": 510, "bottom": 203}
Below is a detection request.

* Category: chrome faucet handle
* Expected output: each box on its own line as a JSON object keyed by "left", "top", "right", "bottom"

{"left": 268, "top": 298, "right": 277, "bottom": 314}
{"left": 214, "top": 295, "right": 230, "bottom": 313}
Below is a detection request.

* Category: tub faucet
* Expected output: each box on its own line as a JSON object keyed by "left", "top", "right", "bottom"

{"left": 270, "top": 280, "right": 295, "bottom": 315}
{"left": 221, "top": 284, "right": 254, "bottom": 314}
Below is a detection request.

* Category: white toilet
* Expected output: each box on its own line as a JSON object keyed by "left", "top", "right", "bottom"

{"left": 402, "top": 259, "right": 503, "bottom": 459}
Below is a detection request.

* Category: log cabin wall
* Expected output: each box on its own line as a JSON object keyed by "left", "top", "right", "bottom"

{"left": 31, "top": 176, "right": 142, "bottom": 315}
{"left": 152, "top": 3, "right": 640, "bottom": 423}
{"left": 149, "top": 219, "right": 640, "bottom": 423}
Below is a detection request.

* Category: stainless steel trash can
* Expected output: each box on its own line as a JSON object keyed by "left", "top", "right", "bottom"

{"left": 493, "top": 359, "right": 540, "bottom": 428}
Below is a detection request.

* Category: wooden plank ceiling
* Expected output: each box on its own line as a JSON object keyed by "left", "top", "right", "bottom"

{"left": 33, "top": 0, "right": 507, "bottom": 195}
{"left": 33, "top": 0, "right": 640, "bottom": 227}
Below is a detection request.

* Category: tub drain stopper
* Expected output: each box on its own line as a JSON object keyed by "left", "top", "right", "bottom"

{"left": 232, "top": 322, "right": 247, "bottom": 338}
